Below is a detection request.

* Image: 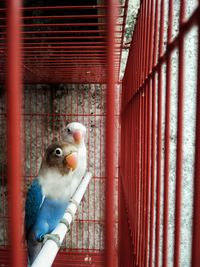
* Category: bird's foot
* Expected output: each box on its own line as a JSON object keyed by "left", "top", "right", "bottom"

{"left": 42, "top": 233, "right": 61, "bottom": 248}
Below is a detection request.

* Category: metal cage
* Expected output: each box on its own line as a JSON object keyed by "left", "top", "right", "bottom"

{"left": 1, "top": 0, "right": 200, "bottom": 267}
{"left": 120, "top": 0, "right": 200, "bottom": 267}
{"left": 0, "top": 1, "right": 125, "bottom": 266}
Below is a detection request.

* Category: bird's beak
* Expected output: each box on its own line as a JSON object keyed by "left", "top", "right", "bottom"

{"left": 73, "top": 131, "right": 82, "bottom": 145}
{"left": 64, "top": 152, "right": 78, "bottom": 171}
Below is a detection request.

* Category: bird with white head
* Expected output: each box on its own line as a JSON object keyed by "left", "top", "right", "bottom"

{"left": 62, "top": 122, "right": 87, "bottom": 198}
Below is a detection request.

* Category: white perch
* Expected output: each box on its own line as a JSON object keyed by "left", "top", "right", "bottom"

{"left": 31, "top": 172, "right": 92, "bottom": 267}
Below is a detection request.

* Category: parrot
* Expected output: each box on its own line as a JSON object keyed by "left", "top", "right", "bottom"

{"left": 61, "top": 122, "right": 87, "bottom": 198}
{"left": 25, "top": 141, "right": 78, "bottom": 265}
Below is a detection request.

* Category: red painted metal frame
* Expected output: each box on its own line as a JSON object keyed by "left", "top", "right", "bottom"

{"left": 0, "top": 248, "right": 104, "bottom": 267}
{"left": 162, "top": 1, "right": 173, "bottom": 267}
{"left": 4, "top": 0, "right": 200, "bottom": 266}
{"left": 192, "top": 5, "right": 200, "bottom": 266}
{"left": 155, "top": 1, "right": 165, "bottom": 266}
{"left": 105, "top": 1, "right": 117, "bottom": 266}
{"left": 120, "top": 0, "right": 200, "bottom": 266}
{"left": 0, "top": 3, "right": 126, "bottom": 84}
{"left": 173, "top": 1, "right": 185, "bottom": 266}
{"left": 0, "top": 1, "right": 124, "bottom": 267}
{"left": 6, "top": 0, "right": 24, "bottom": 267}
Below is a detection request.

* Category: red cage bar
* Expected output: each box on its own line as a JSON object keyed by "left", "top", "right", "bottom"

{"left": 120, "top": 0, "right": 200, "bottom": 266}
{"left": 6, "top": 0, "right": 24, "bottom": 266}
{"left": 192, "top": 12, "right": 200, "bottom": 267}
{"left": 0, "top": 2, "right": 126, "bottom": 84}
{"left": 105, "top": 1, "right": 117, "bottom": 267}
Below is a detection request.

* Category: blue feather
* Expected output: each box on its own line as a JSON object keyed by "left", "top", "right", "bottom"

{"left": 25, "top": 177, "right": 68, "bottom": 241}
{"left": 25, "top": 177, "right": 69, "bottom": 264}
{"left": 32, "top": 197, "right": 68, "bottom": 241}
{"left": 25, "top": 178, "right": 43, "bottom": 236}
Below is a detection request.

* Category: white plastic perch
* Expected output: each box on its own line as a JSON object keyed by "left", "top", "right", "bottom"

{"left": 31, "top": 172, "right": 92, "bottom": 267}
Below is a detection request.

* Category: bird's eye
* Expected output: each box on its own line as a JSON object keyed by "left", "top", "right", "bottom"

{"left": 54, "top": 148, "right": 63, "bottom": 157}
{"left": 67, "top": 128, "right": 71, "bottom": 134}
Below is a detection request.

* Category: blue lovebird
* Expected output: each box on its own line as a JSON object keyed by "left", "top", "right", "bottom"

{"left": 25, "top": 141, "right": 78, "bottom": 265}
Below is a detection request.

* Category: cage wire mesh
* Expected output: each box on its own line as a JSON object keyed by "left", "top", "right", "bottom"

{"left": 22, "top": 84, "right": 120, "bottom": 253}
{"left": 0, "top": 83, "right": 120, "bottom": 263}
{"left": 0, "top": 0, "right": 126, "bottom": 265}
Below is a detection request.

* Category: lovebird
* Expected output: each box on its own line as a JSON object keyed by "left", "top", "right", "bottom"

{"left": 62, "top": 122, "right": 87, "bottom": 198}
{"left": 25, "top": 141, "right": 78, "bottom": 265}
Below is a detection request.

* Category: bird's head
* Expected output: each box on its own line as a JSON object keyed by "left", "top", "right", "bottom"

{"left": 62, "top": 122, "right": 86, "bottom": 147}
{"left": 42, "top": 141, "right": 78, "bottom": 175}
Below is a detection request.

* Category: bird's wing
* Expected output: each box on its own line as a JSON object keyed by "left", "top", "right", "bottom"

{"left": 25, "top": 178, "right": 44, "bottom": 237}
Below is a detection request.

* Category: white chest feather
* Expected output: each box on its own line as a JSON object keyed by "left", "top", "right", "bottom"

{"left": 69, "top": 144, "right": 87, "bottom": 196}
{"left": 75, "top": 145, "right": 87, "bottom": 178}
{"left": 38, "top": 169, "right": 73, "bottom": 201}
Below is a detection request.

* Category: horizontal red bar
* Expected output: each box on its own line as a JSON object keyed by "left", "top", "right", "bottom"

{"left": 24, "top": 64, "right": 107, "bottom": 67}
{"left": 0, "top": 5, "right": 125, "bottom": 11}
{"left": 0, "top": 14, "right": 124, "bottom": 20}
{"left": 23, "top": 57, "right": 111, "bottom": 61}
{"left": 0, "top": 44, "right": 121, "bottom": 48}
{"left": 24, "top": 60, "right": 108, "bottom": 63}
{"left": 21, "top": 50, "right": 110, "bottom": 54}
{"left": 0, "top": 22, "right": 124, "bottom": 28}
{"left": 23, "top": 55, "right": 110, "bottom": 59}
{"left": 0, "top": 248, "right": 105, "bottom": 267}
{"left": 19, "top": 41, "right": 121, "bottom": 46}
{"left": 1, "top": 41, "right": 122, "bottom": 46}
{"left": 22, "top": 29, "right": 108, "bottom": 35}
{"left": 0, "top": 36, "right": 109, "bottom": 41}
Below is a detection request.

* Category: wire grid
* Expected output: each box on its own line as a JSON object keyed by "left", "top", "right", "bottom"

{"left": 120, "top": 0, "right": 199, "bottom": 267}
{"left": 0, "top": 1, "right": 128, "bottom": 84}
{"left": 0, "top": 83, "right": 120, "bottom": 265}
{"left": 0, "top": 1, "right": 125, "bottom": 265}
{"left": 23, "top": 84, "right": 108, "bottom": 253}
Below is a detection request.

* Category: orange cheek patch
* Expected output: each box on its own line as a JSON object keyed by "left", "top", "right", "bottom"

{"left": 73, "top": 131, "right": 82, "bottom": 144}
{"left": 64, "top": 152, "right": 78, "bottom": 171}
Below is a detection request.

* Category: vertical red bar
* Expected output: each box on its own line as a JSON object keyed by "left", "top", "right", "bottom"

{"left": 145, "top": 79, "right": 152, "bottom": 267}
{"left": 155, "top": 70, "right": 162, "bottom": 267}
{"left": 149, "top": 0, "right": 159, "bottom": 263}
{"left": 133, "top": 96, "right": 139, "bottom": 258}
{"left": 162, "top": 1, "right": 173, "bottom": 266}
{"left": 145, "top": 0, "right": 155, "bottom": 262}
{"left": 148, "top": 0, "right": 155, "bottom": 74}
{"left": 6, "top": 0, "right": 23, "bottom": 267}
{"left": 139, "top": 89, "right": 145, "bottom": 267}
{"left": 145, "top": 0, "right": 149, "bottom": 77}
{"left": 155, "top": 1, "right": 165, "bottom": 266}
{"left": 173, "top": 1, "right": 185, "bottom": 267}
{"left": 149, "top": 74, "right": 156, "bottom": 267}
{"left": 191, "top": 5, "right": 200, "bottom": 265}
{"left": 136, "top": 6, "right": 142, "bottom": 91}
{"left": 136, "top": 93, "right": 142, "bottom": 266}
{"left": 105, "top": 1, "right": 117, "bottom": 267}
{"left": 139, "top": 2, "right": 145, "bottom": 86}
{"left": 118, "top": 0, "right": 129, "bottom": 74}
{"left": 142, "top": 86, "right": 148, "bottom": 267}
